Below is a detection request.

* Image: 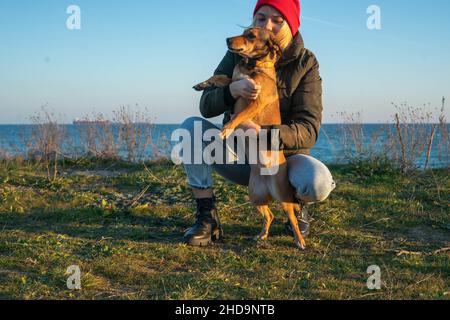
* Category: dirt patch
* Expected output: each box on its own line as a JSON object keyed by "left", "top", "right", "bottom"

{"left": 381, "top": 225, "right": 450, "bottom": 248}
{"left": 407, "top": 225, "right": 450, "bottom": 244}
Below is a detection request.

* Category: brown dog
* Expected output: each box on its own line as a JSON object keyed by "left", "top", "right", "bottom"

{"left": 194, "top": 27, "right": 306, "bottom": 250}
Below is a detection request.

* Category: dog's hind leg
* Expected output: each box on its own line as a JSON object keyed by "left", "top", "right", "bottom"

{"left": 193, "top": 75, "right": 232, "bottom": 91}
{"left": 253, "top": 205, "right": 274, "bottom": 241}
{"left": 282, "top": 202, "right": 306, "bottom": 250}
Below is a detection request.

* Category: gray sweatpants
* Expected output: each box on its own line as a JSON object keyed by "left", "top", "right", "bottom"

{"left": 180, "top": 116, "right": 336, "bottom": 204}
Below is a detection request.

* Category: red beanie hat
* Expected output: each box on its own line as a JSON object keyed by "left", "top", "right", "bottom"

{"left": 253, "top": 0, "right": 301, "bottom": 36}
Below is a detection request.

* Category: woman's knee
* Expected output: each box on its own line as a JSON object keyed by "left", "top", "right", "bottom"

{"left": 180, "top": 116, "right": 205, "bottom": 133}
{"left": 287, "top": 154, "right": 336, "bottom": 204}
{"left": 180, "top": 116, "right": 221, "bottom": 138}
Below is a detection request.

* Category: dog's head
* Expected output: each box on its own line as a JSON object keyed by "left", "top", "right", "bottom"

{"left": 226, "top": 27, "right": 282, "bottom": 60}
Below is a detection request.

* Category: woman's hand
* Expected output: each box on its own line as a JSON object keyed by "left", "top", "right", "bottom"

{"left": 230, "top": 114, "right": 261, "bottom": 135}
{"left": 229, "top": 78, "right": 261, "bottom": 100}
{"left": 238, "top": 120, "right": 261, "bottom": 135}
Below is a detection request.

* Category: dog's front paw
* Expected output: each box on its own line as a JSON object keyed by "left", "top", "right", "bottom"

{"left": 193, "top": 81, "right": 210, "bottom": 91}
{"left": 253, "top": 233, "right": 269, "bottom": 242}
{"left": 295, "top": 240, "right": 306, "bottom": 251}
{"left": 219, "top": 128, "right": 233, "bottom": 140}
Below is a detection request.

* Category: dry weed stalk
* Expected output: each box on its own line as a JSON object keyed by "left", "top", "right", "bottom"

{"left": 75, "top": 112, "right": 118, "bottom": 160}
{"left": 113, "top": 105, "right": 155, "bottom": 162}
{"left": 27, "top": 105, "right": 67, "bottom": 181}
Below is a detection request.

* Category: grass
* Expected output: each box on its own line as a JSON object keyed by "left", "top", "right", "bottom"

{"left": 0, "top": 158, "right": 449, "bottom": 300}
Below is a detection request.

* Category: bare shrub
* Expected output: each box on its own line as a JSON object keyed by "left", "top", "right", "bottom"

{"left": 335, "top": 100, "right": 447, "bottom": 172}
{"left": 1, "top": 104, "right": 166, "bottom": 165}
{"left": 336, "top": 111, "right": 384, "bottom": 162}
{"left": 424, "top": 125, "right": 436, "bottom": 170}
{"left": 384, "top": 102, "right": 434, "bottom": 172}
{"left": 26, "top": 105, "right": 67, "bottom": 181}
{"left": 75, "top": 112, "right": 118, "bottom": 160}
{"left": 0, "top": 147, "right": 9, "bottom": 160}
{"left": 150, "top": 131, "right": 171, "bottom": 161}
{"left": 437, "top": 97, "right": 449, "bottom": 165}
{"left": 0, "top": 133, "right": 8, "bottom": 160}
{"left": 113, "top": 105, "right": 155, "bottom": 162}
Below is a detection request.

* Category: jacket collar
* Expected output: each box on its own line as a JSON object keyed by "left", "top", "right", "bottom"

{"left": 276, "top": 32, "right": 305, "bottom": 68}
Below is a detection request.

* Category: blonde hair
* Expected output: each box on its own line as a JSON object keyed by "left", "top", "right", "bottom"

{"left": 251, "top": 16, "right": 293, "bottom": 51}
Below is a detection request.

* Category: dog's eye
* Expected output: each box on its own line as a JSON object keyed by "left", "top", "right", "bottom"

{"left": 246, "top": 33, "right": 256, "bottom": 40}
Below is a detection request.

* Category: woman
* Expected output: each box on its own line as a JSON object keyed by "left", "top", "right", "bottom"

{"left": 180, "top": 0, "right": 336, "bottom": 246}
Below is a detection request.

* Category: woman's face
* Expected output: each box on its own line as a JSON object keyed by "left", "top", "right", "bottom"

{"left": 254, "top": 5, "right": 286, "bottom": 35}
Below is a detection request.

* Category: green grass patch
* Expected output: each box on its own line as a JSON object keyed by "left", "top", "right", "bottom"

{"left": 0, "top": 159, "right": 449, "bottom": 299}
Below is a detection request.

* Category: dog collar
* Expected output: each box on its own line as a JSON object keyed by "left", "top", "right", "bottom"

{"left": 255, "top": 61, "right": 275, "bottom": 68}
{"left": 245, "top": 58, "right": 275, "bottom": 69}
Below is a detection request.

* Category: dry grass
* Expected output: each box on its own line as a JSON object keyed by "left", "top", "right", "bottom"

{"left": 438, "top": 97, "right": 449, "bottom": 164}
{"left": 75, "top": 112, "right": 119, "bottom": 160}
{"left": 113, "top": 105, "right": 155, "bottom": 162}
{"left": 13, "top": 105, "right": 166, "bottom": 180}
{"left": 334, "top": 98, "right": 449, "bottom": 172}
{"left": 25, "top": 105, "right": 68, "bottom": 181}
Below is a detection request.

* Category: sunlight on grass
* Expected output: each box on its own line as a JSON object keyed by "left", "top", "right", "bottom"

{"left": 0, "top": 159, "right": 449, "bottom": 299}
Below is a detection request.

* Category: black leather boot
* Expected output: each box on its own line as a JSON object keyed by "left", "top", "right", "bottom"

{"left": 285, "top": 202, "right": 310, "bottom": 237}
{"left": 183, "top": 196, "right": 223, "bottom": 246}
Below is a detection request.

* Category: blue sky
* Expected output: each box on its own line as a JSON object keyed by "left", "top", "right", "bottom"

{"left": 0, "top": 0, "right": 449, "bottom": 124}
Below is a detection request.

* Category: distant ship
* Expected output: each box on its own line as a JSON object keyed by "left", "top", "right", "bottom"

{"left": 72, "top": 118, "right": 111, "bottom": 125}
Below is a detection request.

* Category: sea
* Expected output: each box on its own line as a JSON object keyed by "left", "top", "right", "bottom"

{"left": 0, "top": 124, "right": 448, "bottom": 168}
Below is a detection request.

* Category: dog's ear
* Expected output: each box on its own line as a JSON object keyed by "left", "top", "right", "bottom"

{"left": 267, "top": 36, "right": 282, "bottom": 59}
